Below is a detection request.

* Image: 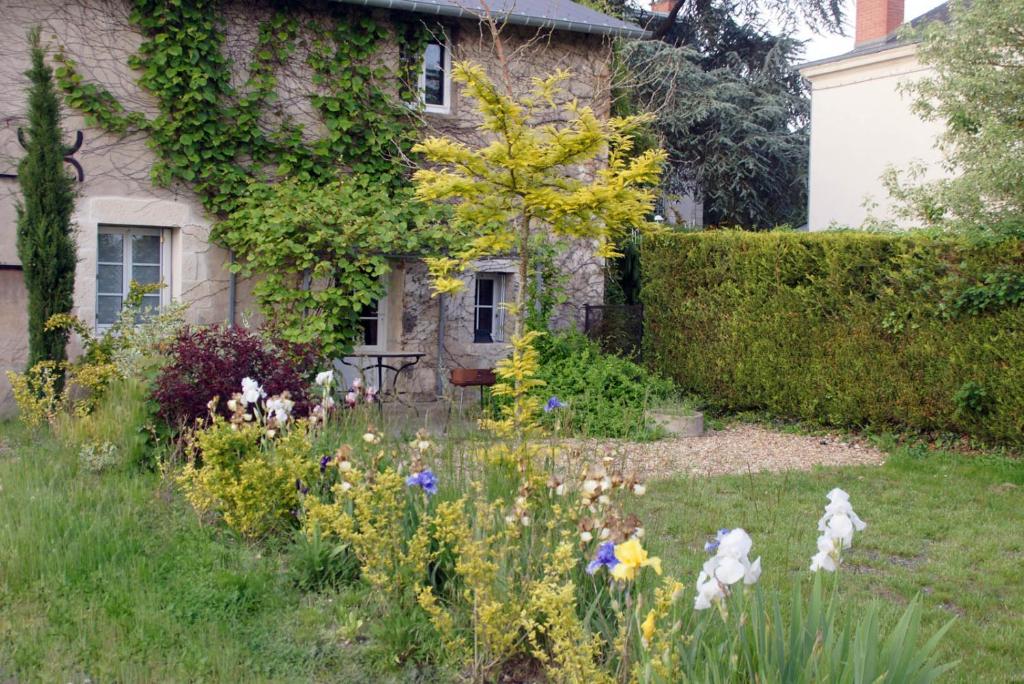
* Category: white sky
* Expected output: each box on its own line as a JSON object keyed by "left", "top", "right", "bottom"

{"left": 643, "top": 0, "right": 946, "bottom": 62}
{"left": 795, "top": 0, "right": 947, "bottom": 61}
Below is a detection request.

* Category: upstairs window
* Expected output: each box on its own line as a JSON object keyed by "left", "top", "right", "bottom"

{"left": 419, "top": 34, "right": 451, "bottom": 113}
{"left": 474, "top": 273, "right": 507, "bottom": 343}
{"left": 96, "top": 226, "right": 170, "bottom": 328}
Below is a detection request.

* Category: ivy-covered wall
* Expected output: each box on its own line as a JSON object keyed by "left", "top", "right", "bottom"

{"left": 0, "top": 0, "right": 615, "bottom": 404}
{"left": 642, "top": 231, "right": 1024, "bottom": 444}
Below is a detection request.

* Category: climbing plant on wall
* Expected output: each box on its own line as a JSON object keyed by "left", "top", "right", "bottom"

{"left": 50, "top": 0, "right": 445, "bottom": 354}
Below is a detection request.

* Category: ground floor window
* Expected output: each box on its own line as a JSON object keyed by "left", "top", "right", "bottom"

{"left": 474, "top": 273, "right": 508, "bottom": 343}
{"left": 96, "top": 226, "right": 170, "bottom": 328}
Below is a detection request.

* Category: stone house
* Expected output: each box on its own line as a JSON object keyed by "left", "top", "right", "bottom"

{"left": 0, "top": 0, "right": 644, "bottom": 411}
{"left": 799, "top": 0, "right": 954, "bottom": 231}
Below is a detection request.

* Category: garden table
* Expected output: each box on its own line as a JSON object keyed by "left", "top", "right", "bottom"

{"left": 339, "top": 351, "right": 426, "bottom": 408}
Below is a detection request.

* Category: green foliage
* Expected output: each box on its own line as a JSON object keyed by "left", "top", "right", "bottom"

{"left": 642, "top": 230, "right": 1024, "bottom": 444}
{"left": 0, "top": 421, "right": 372, "bottom": 681}
{"left": 413, "top": 61, "right": 665, "bottom": 334}
{"left": 637, "top": 575, "right": 955, "bottom": 683}
{"left": 619, "top": 12, "right": 809, "bottom": 229}
{"left": 286, "top": 527, "right": 360, "bottom": 593}
{"left": 16, "top": 28, "right": 77, "bottom": 372}
{"left": 894, "top": 0, "right": 1024, "bottom": 228}
{"left": 532, "top": 332, "right": 675, "bottom": 439}
{"left": 53, "top": 0, "right": 426, "bottom": 218}
{"left": 179, "top": 419, "right": 318, "bottom": 539}
{"left": 213, "top": 178, "right": 451, "bottom": 357}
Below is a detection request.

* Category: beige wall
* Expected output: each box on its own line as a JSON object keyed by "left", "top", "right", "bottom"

{"left": 801, "top": 44, "right": 951, "bottom": 231}
{"left": 0, "top": 0, "right": 611, "bottom": 409}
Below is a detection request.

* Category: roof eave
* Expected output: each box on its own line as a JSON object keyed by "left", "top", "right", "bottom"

{"left": 332, "top": 0, "right": 650, "bottom": 38}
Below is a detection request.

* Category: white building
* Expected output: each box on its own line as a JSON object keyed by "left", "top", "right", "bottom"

{"left": 799, "top": 1, "right": 954, "bottom": 231}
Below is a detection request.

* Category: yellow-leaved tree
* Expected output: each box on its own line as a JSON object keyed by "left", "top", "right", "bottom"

{"left": 412, "top": 61, "right": 666, "bottom": 341}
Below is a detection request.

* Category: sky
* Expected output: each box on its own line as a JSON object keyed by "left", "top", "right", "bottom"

{"left": 796, "top": 0, "right": 947, "bottom": 62}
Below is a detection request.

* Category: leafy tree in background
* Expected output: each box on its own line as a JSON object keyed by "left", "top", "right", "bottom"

{"left": 16, "top": 28, "right": 77, "bottom": 371}
{"left": 592, "top": 0, "right": 819, "bottom": 230}
{"left": 891, "top": 0, "right": 1024, "bottom": 231}
{"left": 621, "top": 31, "right": 809, "bottom": 229}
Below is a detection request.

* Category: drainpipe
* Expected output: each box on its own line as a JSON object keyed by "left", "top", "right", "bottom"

{"left": 435, "top": 292, "right": 446, "bottom": 397}
{"left": 227, "top": 250, "right": 237, "bottom": 328}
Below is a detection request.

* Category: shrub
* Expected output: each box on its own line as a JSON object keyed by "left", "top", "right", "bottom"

{"left": 152, "top": 325, "right": 319, "bottom": 429}
{"left": 172, "top": 334, "right": 956, "bottom": 681}
{"left": 530, "top": 332, "right": 676, "bottom": 439}
{"left": 642, "top": 230, "right": 1024, "bottom": 444}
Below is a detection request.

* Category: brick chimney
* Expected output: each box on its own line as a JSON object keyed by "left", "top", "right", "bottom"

{"left": 855, "top": 0, "right": 905, "bottom": 45}
{"left": 651, "top": 0, "right": 675, "bottom": 13}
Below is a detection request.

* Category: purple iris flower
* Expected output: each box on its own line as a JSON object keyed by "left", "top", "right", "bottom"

{"left": 319, "top": 455, "right": 331, "bottom": 473}
{"left": 406, "top": 469, "right": 439, "bottom": 496}
{"left": 295, "top": 479, "right": 309, "bottom": 495}
{"left": 586, "top": 541, "right": 620, "bottom": 575}
{"left": 544, "top": 396, "right": 565, "bottom": 412}
{"left": 704, "top": 528, "right": 730, "bottom": 553}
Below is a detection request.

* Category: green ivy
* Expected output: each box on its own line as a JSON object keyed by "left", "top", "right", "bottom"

{"left": 52, "top": 0, "right": 429, "bottom": 215}
{"left": 51, "top": 0, "right": 447, "bottom": 354}
{"left": 214, "top": 177, "right": 452, "bottom": 358}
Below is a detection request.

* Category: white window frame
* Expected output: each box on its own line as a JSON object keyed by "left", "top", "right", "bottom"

{"left": 96, "top": 225, "right": 172, "bottom": 330}
{"left": 473, "top": 273, "right": 507, "bottom": 344}
{"left": 355, "top": 290, "right": 389, "bottom": 353}
{"left": 418, "top": 31, "right": 452, "bottom": 114}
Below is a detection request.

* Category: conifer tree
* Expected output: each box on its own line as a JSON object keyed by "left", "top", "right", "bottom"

{"left": 16, "top": 28, "right": 77, "bottom": 370}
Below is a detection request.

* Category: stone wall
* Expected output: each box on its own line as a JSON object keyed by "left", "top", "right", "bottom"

{"left": 0, "top": 0, "right": 611, "bottom": 411}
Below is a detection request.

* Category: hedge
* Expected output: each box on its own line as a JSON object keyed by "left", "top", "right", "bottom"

{"left": 642, "top": 230, "right": 1024, "bottom": 444}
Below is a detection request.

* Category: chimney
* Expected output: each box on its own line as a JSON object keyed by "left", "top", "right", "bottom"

{"left": 651, "top": 0, "right": 675, "bottom": 13}
{"left": 855, "top": 0, "right": 905, "bottom": 45}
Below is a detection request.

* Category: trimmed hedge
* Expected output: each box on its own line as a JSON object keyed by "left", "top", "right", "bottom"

{"left": 642, "top": 231, "right": 1024, "bottom": 444}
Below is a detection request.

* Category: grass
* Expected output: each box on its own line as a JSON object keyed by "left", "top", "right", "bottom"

{"left": 0, "top": 419, "right": 435, "bottom": 683}
{"left": 2, "top": 404, "right": 1022, "bottom": 682}
{"left": 632, "top": 447, "right": 1024, "bottom": 682}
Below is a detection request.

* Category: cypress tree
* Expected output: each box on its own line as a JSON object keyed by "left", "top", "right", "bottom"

{"left": 16, "top": 27, "right": 77, "bottom": 370}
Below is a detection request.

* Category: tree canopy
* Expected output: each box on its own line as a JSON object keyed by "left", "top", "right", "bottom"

{"left": 619, "top": 6, "right": 810, "bottom": 229}
{"left": 893, "top": 0, "right": 1024, "bottom": 231}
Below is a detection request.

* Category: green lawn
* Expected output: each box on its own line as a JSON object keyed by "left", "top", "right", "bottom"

{"left": 634, "top": 448, "right": 1024, "bottom": 682}
{"left": 1, "top": 418, "right": 1022, "bottom": 682}
{"left": 0, "top": 422, "right": 407, "bottom": 683}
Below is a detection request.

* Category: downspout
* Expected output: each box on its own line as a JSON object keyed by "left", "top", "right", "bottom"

{"left": 435, "top": 292, "right": 446, "bottom": 397}
{"left": 227, "top": 250, "right": 237, "bottom": 328}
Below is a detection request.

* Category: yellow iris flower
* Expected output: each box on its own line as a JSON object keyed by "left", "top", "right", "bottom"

{"left": 610, "top": 538, "right": 662, "bottom": 581}
{"left": 641, "top": 610, "right": 657, "bottom": 644}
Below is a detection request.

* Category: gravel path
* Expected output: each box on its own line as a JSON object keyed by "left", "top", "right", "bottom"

{"left": 564, "top": 424, "right": 886, "bottom": 481}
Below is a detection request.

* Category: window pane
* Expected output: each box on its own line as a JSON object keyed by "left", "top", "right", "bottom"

{"left": 97, "top": 295, "right": 123, "bottom": 325}
{"left": 134, "top": 294, "right": 161, "bottom": 323}
{"left": 132, "top": 234, "right": 161, "bottom": 264}
{"left": 361, "top": 319, "right": 378, "bottom": 346}
{"left": 131, "top": 264, "right": 161, "bottom": 286}
{"left": 97, "top": 264, "right": 123, "bottom": 294}
{"left": 476, "top": 278, "right": 494, "bottom": 306}
{"left": 424, "top": 42, "right": 445, "bottom": 106}
{"left": 98, "top": 232, "right": 123, "bottom": 263}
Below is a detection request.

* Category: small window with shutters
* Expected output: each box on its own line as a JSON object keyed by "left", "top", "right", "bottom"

{"left": 473, "top": 273, "right": 507, "bottom": 343}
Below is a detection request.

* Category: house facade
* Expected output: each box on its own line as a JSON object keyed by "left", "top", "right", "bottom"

{"left": 0, "top": 0, "right": 644, "bottom": 411}
{"left": 799, "top": 0, "right": 953, "bottom": 231}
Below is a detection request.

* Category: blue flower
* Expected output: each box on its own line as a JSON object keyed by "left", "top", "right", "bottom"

{"left": 295, "top": 479, "right": 309, "bottom": 495}
{"left": 319, "top": 455, "right": 331, "bottom": 473}
{"left": 586, "top": 541, "right": 620, "bottom": 575}
{"left": 704, "top": 528, "right": 730, "bottom": 553}
{"left": 544, "top": 396, "right": 566, "bottom": 412}
{"left": 406, "top": 469, "right": 439, "bottom": 496}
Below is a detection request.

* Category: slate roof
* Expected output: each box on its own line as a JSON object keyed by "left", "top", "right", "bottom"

{"left": 799, "top": 2, "right": 952, "bottom": 69}
{"left": 334, "top": 0, "right": 648, "bottom": 38}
